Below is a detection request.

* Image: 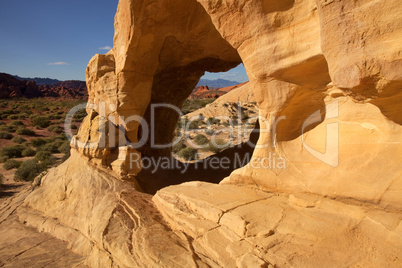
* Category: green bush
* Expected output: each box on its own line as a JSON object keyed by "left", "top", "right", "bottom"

{"left": 0, "top": 131, "right": 13, "bottom": 140}
{"left": 14, "top": 159, "right": 45, "bottom": 181}
{"left": 3, "top": 159, "right": 22, "bottom": 170}
{"left": 22, "top": 147, "right": 36, "bottom": 157}
{"left": 194, "top": 134, "right": 209, "bottom": 145}
{"left": 0, "top": 145, "right": 25, "bottom": 159}
{"left": 47, "top": 125, "right": 64, "bottom": 134}
{"left": 172, "top": 142, "right": 186, "bottom": 154}
{"left": 16, "top": 127, "right": 36, "bottom": 136}
{"left": 58, "top": 141, "right": 71, "bottom": 154}
{"left": 34, "top": 151, "right": 52, "bottom": 162}
{"left": 207, "top": 117, "right": 220, "bottom": 125}
{"left": 189, "top": 120, "right": 201, "bottom": 130}
{"left": 62, "top": 151, "right": 70, "bottom": 162}
{"left": 10, "top": 120, "right": 25, "bottom": 127}
{"left": 72, "top": 109, "right": 87, "bottom": 122}
{"left": 0, "top": 156, "right": 8, "bottom": 163}
{"left": 58, "top": 133, "right": 68, "bottom": 140}
{"left": 29, "top": 114, "right": 38, "bottom": 120}
{"left": 38, "top": 142, "right": 60, "bottom": 153}
{"left": 31, "top": 138, "right": 48, "bottom": 147}
{"left": 34, "top": 151, "right": 57, "bottom": 165}
{"left": 0, "top": 125, "right": 17, "bottom": 133}
{"left": 12, "top": 136, "right": 27, "bottom": 144}
{"left": 177, "top": 147, "right": 198, "bottom": 161}
{"left": 208, "top": 139, "right": 229, "bottom": 153}
{"left": 31, "top": 116, "right": 51, "bottom": 128}
{"left": 7, "top": 115, "right": 18, "bottom": 120}
{"left": 18, "top": 113, "right": 29, "bottom": 119}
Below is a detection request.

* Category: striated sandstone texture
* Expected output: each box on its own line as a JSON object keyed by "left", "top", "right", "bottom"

{"left": 1, "top": 0, "right": 401, "bottom": 267}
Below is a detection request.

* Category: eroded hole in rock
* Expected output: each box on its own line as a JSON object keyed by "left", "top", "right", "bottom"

{"left": 136, "top": 64, "right": 258, "bottom": 194}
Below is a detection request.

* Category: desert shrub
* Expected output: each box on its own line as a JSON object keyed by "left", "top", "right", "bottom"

{"left": 207, "top": 117, "right": 220, "bottom": 125}
{"left": 2, "top": 109, "right": 14, "bottom": 115}
{"left": 31, "top": 116, "right": 51, "bottom": 128}
{"left": 7, "top": 115, "right": 18, "bottom": 120}
{"left": 14, "top": 159, "right": 45, "bottom": 181}
{"left": 10, "top": 120, "right": 25, "bottom": 127}
{"left": 29, "top": 114, "right": 39, "bottom": 120}
{"left": 208, "top": 139, "right": 229, "bottom": 153}
{"left": 3, "top": 159, "right": 22, "bottom": 170}
{"left": 189, "top": 120, "right": 202, "bottom": 130}
{"left": 241, "top": 112, "right": 250, "bottom": 121}
{"left": 0, "top": 173, "right": 3, "bottom": 187}
{"left": 18, "top": 113, "right": 30, "bottom": 119}
{"left": 19, "top": 105, "right": 29, "bottom": 110}
{"left": 58, "top": 133, "right": 68, "bottom": 140}
{"left": 46, "top": 114, "right": 55, "bottom": 120}
{"left": 0, "top": 131, "right": 13, "bottom": 140}
{"left": 177, "top": 147, "right": 198, "bottom": 161}
{"left": 34, "top": 151, "right": 52, "bottom": 161}
{"left": 62, "top": 153, "right": 70, "bottom": 162}
{"left": 0, "top": 126, "right": 9, "bottom": 132}
{"left": 15, "top": 127, "right": 36, "bottom": 136}
{"left": 72, "top": 108, "right": 87, "bottom": 122}
{"left": 34, "top": 151, "right": 57, "bottom": 166}
{"left": 0, "top": 102, "right": 7, "bottom": 108}
{"left": 12, "top": 136, "right": 27, "bottom": 144}
{"left": 194, "top": 134, "right": 209, "bottom": 145}
{"left": 181, "top": 99, "right": 214, "bottom": 114}
{"left": 22, "top": 147, "right": 36, "bottom": 157}
{"left": 70, "top": 124, "right": 77, "bottom": 130}
{"left": 2, "top": 125, "right": 18, "bottom": 133}
{"left": 172, "top": 142, "right": 186, "bottom": 154}
{"left": 47, "top": 125, "right": 63, "bottom": 134}
{"left": 31, "top": 138, "right": 48, "bottom": 147}
{"left": 38, "top": 142, "right": 60, "bottom": 154}
{"left": 0, "top": 145, "right": 25, "bottom": 159}
{"left": 58, "top": 141, "right": 71, "bottom": 154}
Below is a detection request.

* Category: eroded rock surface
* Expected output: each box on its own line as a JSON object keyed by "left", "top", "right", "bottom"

{"left": 0, "top": 0, "right": 401, "bottom": 267}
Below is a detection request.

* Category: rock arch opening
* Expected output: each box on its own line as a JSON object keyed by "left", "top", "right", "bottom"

{"left": 135, "top": 62, "right": 258, "bottom": 194}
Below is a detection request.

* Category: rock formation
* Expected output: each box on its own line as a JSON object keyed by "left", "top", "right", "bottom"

{"left": 1, "top": 0, "right": 401, "bottom": 267}
{"left": 188, "top": 82, "right": 249, "bottom": 99}
{"left": 0, "top": 73, "right": 88, "bottom": 100}
{"left": 185, "top": 82, "right": 257, "bottom": 120}
{"left": 0, "top": 73, "right": 43, "bottom": 98}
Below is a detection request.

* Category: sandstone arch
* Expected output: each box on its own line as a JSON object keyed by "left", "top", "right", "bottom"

{"left": 4, "top": 0, "right": 401, "bottom": 267}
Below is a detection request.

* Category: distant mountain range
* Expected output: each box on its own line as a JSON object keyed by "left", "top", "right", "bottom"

{"left": 13, "top": 75, "right": 240, "bottom": 89}
{"left": 196, "top": 78, "right": 240, "bottom": 88}
{"left": 13, "top": 75, "right": 62, "bottom": 86}
{"left": 0, "top": 73, "right": 87, "bottom": 99}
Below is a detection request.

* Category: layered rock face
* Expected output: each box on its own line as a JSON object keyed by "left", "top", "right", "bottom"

{"left": 3, "top": 0, "right": 401, "bottom": 267}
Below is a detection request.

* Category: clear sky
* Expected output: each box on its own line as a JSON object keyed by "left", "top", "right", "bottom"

{"left": 0, "top": 0, "right": 248, "bottom": 83}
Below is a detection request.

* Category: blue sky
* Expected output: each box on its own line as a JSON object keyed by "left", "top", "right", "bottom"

{"left": 0, "top": 0, "right": 248, "bottom": 83}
